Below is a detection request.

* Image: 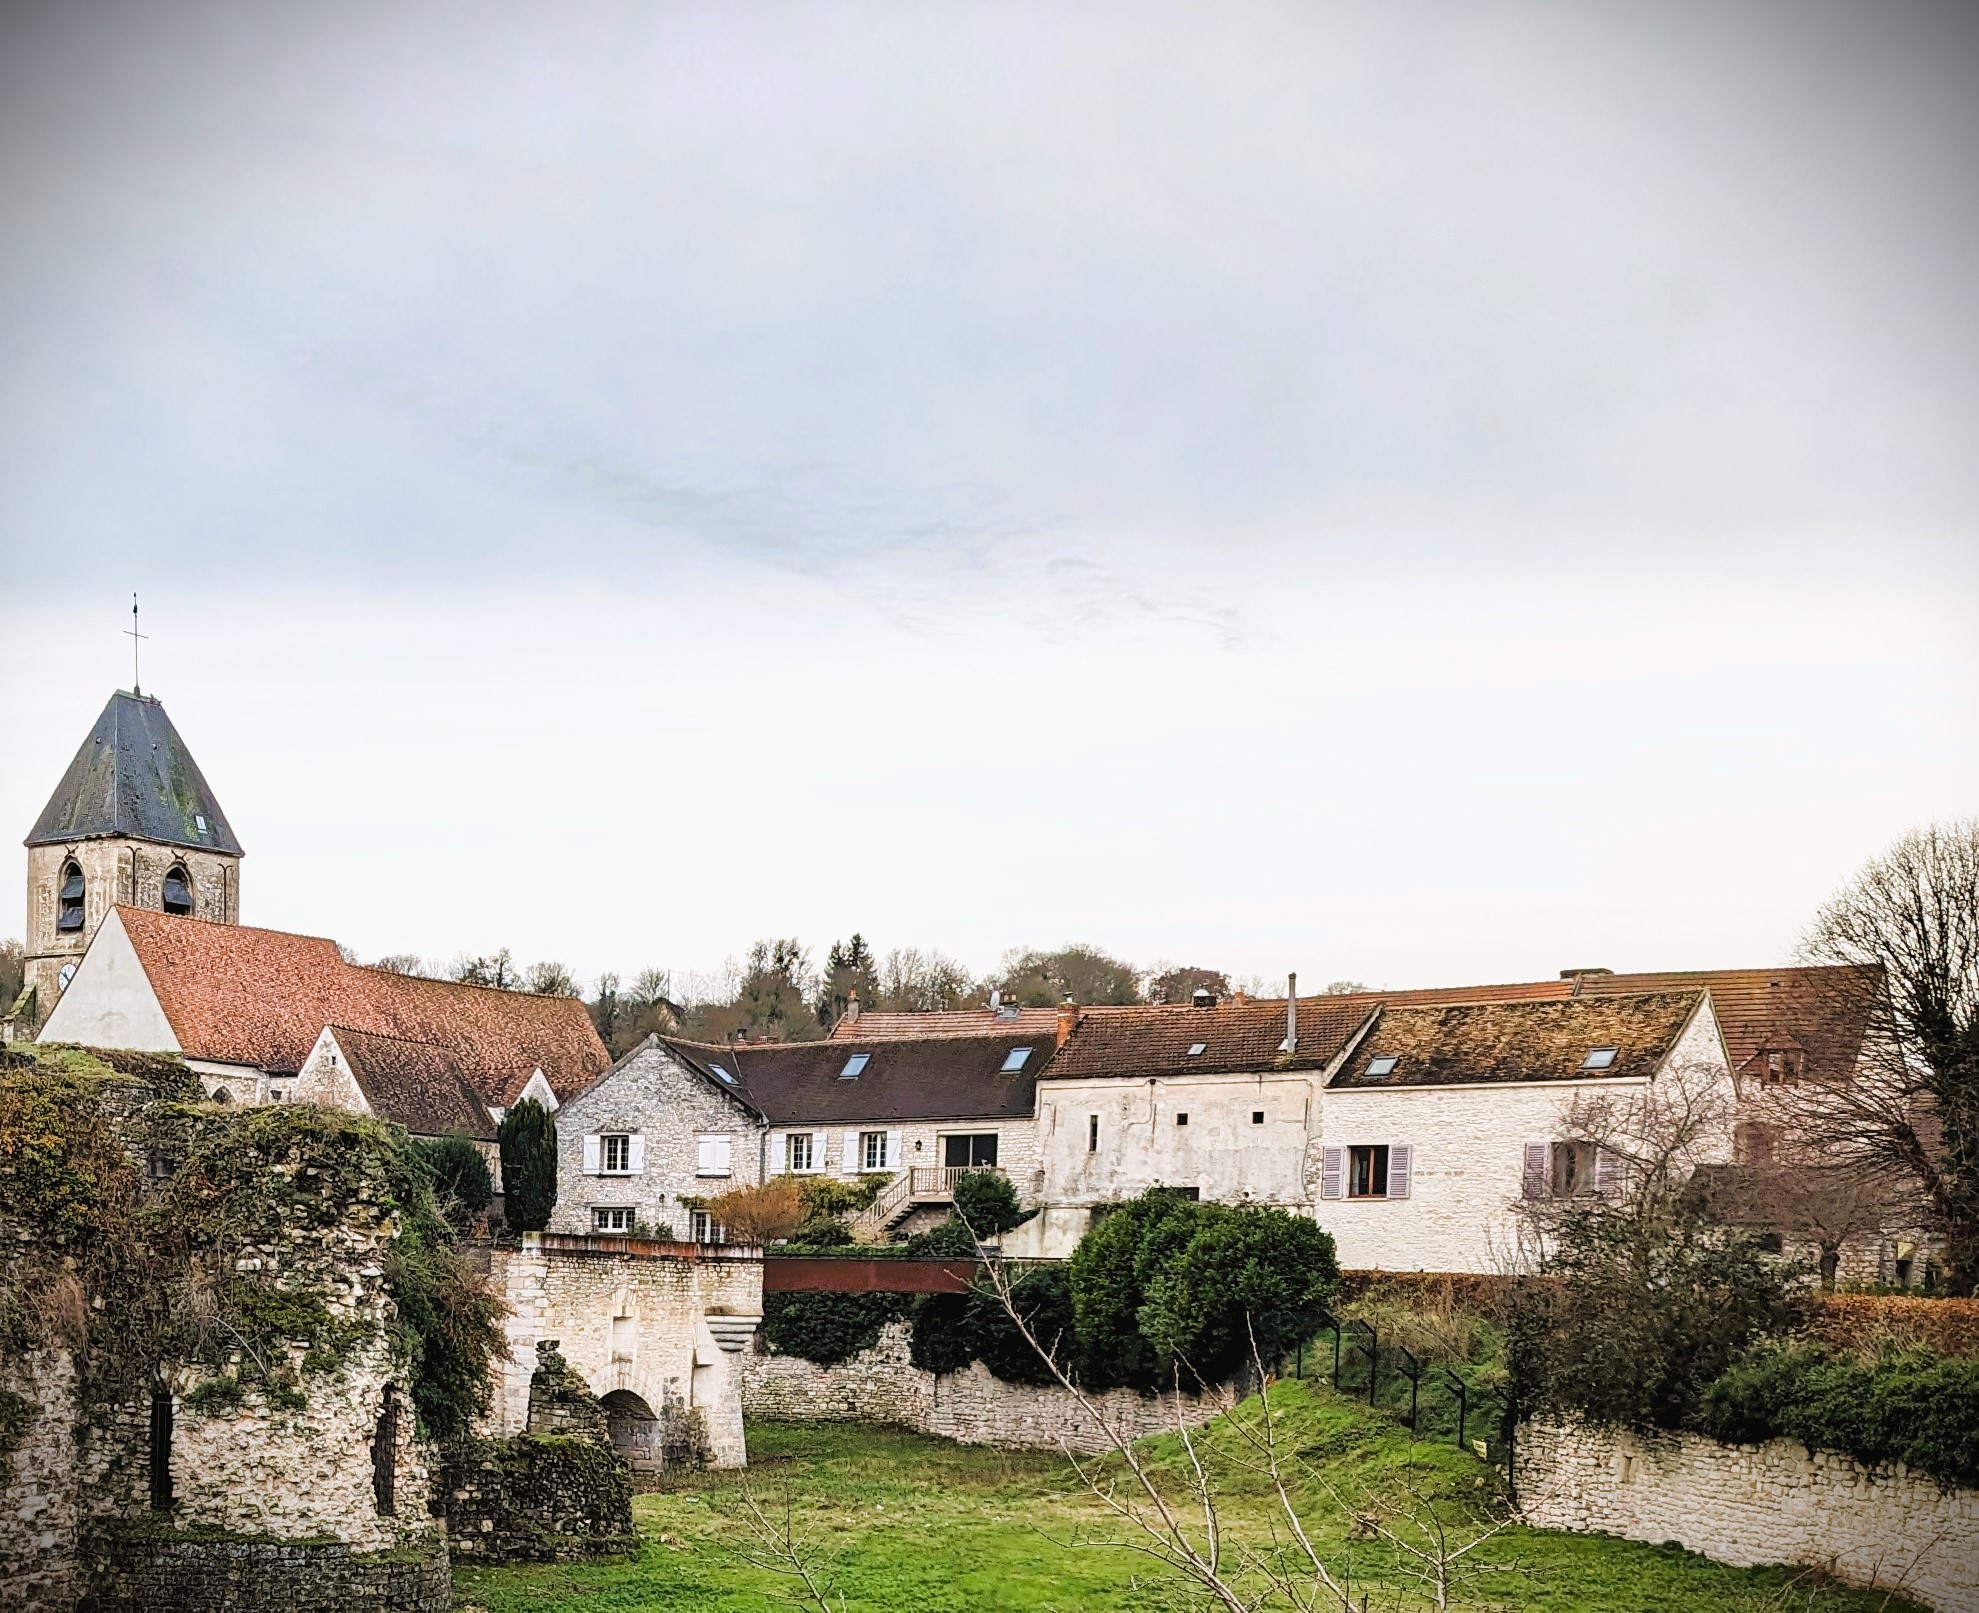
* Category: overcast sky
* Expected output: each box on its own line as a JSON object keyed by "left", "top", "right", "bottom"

{"left": 2, "top": 0, "right": 1975, "bottom": 995}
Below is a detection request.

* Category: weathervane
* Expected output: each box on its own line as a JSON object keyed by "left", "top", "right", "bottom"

{"left": 125, "top": 593, "right": 148, "bottom": 696}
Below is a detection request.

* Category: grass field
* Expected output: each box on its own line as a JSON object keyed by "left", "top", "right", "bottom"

{"left": 454, "top": 1382, "right": 1919, "bottom": 1613}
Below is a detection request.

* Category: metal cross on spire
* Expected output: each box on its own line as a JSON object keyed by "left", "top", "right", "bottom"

{"left": 125, "top": 593, "right": 148, "bottom": 696}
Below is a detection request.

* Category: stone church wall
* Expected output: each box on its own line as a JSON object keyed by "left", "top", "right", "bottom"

{"left": 741, "top": 1321, "right": 1232, "bottom": 1454}
{"left": 1515, "top": 1416, "right": 1979, "bottom": 1613}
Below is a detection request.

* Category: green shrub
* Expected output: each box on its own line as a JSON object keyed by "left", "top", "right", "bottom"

{"left": 763, "top": 1291, "right": 911, "bottom": 1366}
{"left": 787, "top": 1217, "right": 856, "bottom": 1249}
{"left": 908, "top": 1292, "right": 976, "bottom": 1375}
{"left": 1697, "top": 1344, "right": 1979, "bottom": 1491}
{"left": 969, "top": 1265, "right": 1074, "bottom": 1385}
{"left": 497, "top": 1100, "right": 557, "bottom": 1234}
{"left": 952, "top": 1171, "right": 1024, "bottom": 1236}
{"left": 410, "top": 1133, "right": 494, "bottom": 1234}
{"left": 1066, "top": 1189, "right": 1206, "bottom": 1390}
{"left": 903, "top": 1218, "right": 980, "bottom": 1258}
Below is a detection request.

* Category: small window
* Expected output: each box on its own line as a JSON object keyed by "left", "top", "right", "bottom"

{"left": 708, "top": 1063, "right": 735, "bottom": 1084}
{"left": 1252, "top": 1110, "right": 1265, "bottom": 1125}
{"left": 861, "top": 1130, "right": 889, "bottom": 1171}
{"left": 161, "top": 865, "right": 193, "bottom": 916}
{"left": 149, "top": 1387, "right": 174, "bottom": 1512}
{"left": 1365, "top": 1055, "right": 1398, "bottom": 1077}
{"left": 689, "top": 1209, "right": 726, "bottom": 1244}
{"left": 839, "top": 1053, "right": 870, "bottom": 1079}
{"left": 57, "top": 861, "right": 86, "bottom": 933}
{"left": 146, "top": 1149, "right": 175, "bottom": 1183}
{"left": 194, "top": 813, "right": 208, "bottom": 834}
{"left": 594, "top": 1206, "right": 634, "bottom": 1232}
{"left": 1348, "top": 1144, "right": 1390, "bottom": 1198}
{"left": 601, "top": 1134, "right": 632, "bottom": 1174}
{"left": 1186, "top": 1042, "right": 1207, "bottom": 1057}
{"left": 695, "top": 1134, "right": 732, "bottom": 1177}
{"left": 1087, "top": 1114, "right": 1099, "bottom": 1153}
{"left": 1582, "top": 1047, "right": 1618, "bottom": 1070}
{"left": 1551, "top": 1141, "right": 1597, "bottom": 1196}
{"left": 787, "top": 1133, "right": 815, "bottom": 1172}
{"left": 1175, "top": 1112, "right": 1189, "bottom": 1126}
{"left": 1001, "top": 1046, "right": 1033, "bottom": 1073}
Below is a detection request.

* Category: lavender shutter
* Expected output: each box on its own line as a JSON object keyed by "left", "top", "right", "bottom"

{"left": 1522, "top": 1142, "right": 1550, "bottom": 1199}
{"left": 1320, "top": 1146, "right": 1344, "bottom": 1200}
{"left": 1594, "top": 1147, "right": 1625, "bottom": 1198}
{"left": 1388, "top": 1144, "right": 1412, "bottom": 1200}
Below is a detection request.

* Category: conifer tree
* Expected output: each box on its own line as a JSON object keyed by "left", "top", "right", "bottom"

{"left": 498, "top": 1098, "right": 558, "bottom": 1233}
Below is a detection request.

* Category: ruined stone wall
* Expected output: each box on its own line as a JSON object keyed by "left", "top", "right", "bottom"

{"left": 1515, "top": 1416, "right": 1979, "bottom": 1613}
{"left": 439, "top": 1435, "right": 637, "bottom": 1563}
{"left": 489, "top": 1235, "right": 762, "bottom": 1469}
{"left": 0, "top": 1351, "right": 83, "bottom": 1612}
{"left": 741, "top": 1321, "right": 1231, "bottom": 1454}
{"left": 83, "top": 1533, "right": 451, "bottom": 1613}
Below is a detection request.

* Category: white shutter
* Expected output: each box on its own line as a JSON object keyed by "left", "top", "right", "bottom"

{"left": 1320, "top": 1146, "right": 1343, "bottom": 1200}
{"left": 886, "top": 1129, "right": 903, "bottom": 1169}
{"left": 766, "top": 1134, "right": 784, "bottom": 1176}
{"left": 627, "top": 1134, "right": 646, "bottom": 1174}
{"left": 1523, "top": 1142, "right": 1551, "bottom": 1200}
{"left": 842, "top": 1129, "right": 859, "bottom": 1173}
{"left": 582, "top": 1134, "right": 601, "bottom": 1176}
{"left": 695, "top": 1136, "right": 715, "bottom": 1175}
{"left": 812, "top": 1131, "right": 828, "bottom": 1171}
{"left": 713, "top": 1134, "right": 732, "bottom": 1174}
{"left": 1388, "top": 1144, "right": 1412, "bottom": 1200}
{"left": 1594, "top": 1146, "right": 1625, "bottom": 1198}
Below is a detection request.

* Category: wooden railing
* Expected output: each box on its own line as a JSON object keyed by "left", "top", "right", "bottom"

{"left": 908, "top": 1164, "right": 1004, "bottom": 1200}
{"left": 848, "top": 1165, "right": 1008, "bottom": 1243}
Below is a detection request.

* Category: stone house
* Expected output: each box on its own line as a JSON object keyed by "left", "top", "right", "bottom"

{"left": 9, "top": 690, "right": 243, "bottom": 1039}
{"left": 37, "top": 904, "right": 608, "bottom": 1112}
{"left": 550, "top": 1029, "right": 1050, "bottom": 1240}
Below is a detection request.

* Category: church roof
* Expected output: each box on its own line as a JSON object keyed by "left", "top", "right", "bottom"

{"left": 26, "top": 691, "right": 243, "bottom": 855}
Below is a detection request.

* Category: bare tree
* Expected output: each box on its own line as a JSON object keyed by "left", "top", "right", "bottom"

{"left": 1768, "top": 822, "right": 1979, "bottom": 1292}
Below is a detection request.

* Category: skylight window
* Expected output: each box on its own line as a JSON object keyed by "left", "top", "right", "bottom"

{"left": 1582, "top": 1047, "right": 1619, "bottom": 1070}
{"left": 708, "top": 1063, "right": 735, "bottom": 1084}
{"left": 840, "top": 1053, "right": 871, "bottom": 1079}
{"left": 1000, "top": 1047, "right": 1032, "bottom": 1073}
{"left": 1366, "top": 1056, "right": 1399, "bottom": 1077}
{"left": 1186, "top": 1042, "right": 1207, "bottom": 1057}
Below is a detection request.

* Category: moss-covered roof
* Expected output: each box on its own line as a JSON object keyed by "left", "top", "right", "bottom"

{"left": 26, "top": 690, "right": 243, "bottom": 855}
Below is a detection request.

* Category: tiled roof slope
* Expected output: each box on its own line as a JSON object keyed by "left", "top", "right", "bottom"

{"left": 1570, "top": 968, "right": 1873, "bottom": 1087}
{"left": 663, "top": 1033, "right": 1045, "bottom": 1124}
{"left": 1041, "top": 996, "right": 1375, "bottom": 1080}
{"left": 1330, "top": 992, "right": 1707, "bottom": 1089}
{"left": 826, "top": 1007, "right": 1065, "bottom": 1041}
{"left": 28, "top": 692, "right": 244, "bottom": 854}
{"left": 115, "top": 907, "right": 609, "bottom": 1093}
{"left": 330, "top": 1027, "right": 497, "bottom": 1140}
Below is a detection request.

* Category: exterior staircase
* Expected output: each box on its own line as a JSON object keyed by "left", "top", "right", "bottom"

{"left": 849, "top": 1166, "right": 1006, "bottom": 1243}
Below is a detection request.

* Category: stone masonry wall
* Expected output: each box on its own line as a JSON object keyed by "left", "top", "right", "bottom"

{"left": 1515, "top": 1416, "right": 1979, "bottom": 1613}
{"left": 83, "top": 1532, "right": 451, "bottom": 1613}
{"left": 742, "top": 1321, "right": 1231, "bottom": 1454}
{"left": 1, "top": 1351, "right": 82, "bottom": 1612}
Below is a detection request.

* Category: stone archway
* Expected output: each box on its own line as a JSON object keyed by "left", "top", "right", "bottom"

{"left": 600, "top": 1389, "right": 661, "bottom": 1472}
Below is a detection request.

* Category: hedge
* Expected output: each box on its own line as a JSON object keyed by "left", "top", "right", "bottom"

{"left": 1807, "top": 1295, "right": 1979, "bottom": 1360}
{"left": 1695, "top": 1344, "right": 1979, "bottom": 1492}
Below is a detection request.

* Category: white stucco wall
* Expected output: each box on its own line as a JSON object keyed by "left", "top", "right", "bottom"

{"left": 34, "top": 911, "right": 181, "bottom": 1054}
{"left": 764, "top": 1116, "right": 1042, "bottom": 1198}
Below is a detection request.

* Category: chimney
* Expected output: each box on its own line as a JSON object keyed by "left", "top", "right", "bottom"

{"left": 1056, "top": 1002, "right": 1079, "bottom": 1048}
{"left": 1233, "top": 989, "right": 1247, "bottom": 1007}
{"left": 845, "top": 989, "right": 861, "bottom": 1024}
{"left": 1191, "top": 986, "right": 1215, "bottom": 1009}
{"left": 1282, "top": 972, "right": 1298, "bottom": 1053}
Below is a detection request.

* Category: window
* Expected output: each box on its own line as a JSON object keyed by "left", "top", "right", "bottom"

{"left": 1365, "top": 1055, "right": 1398, "bottom": 1078}
{"left": 1087, "top": 1114, "right": 1099, "bottom": 1153}
{"left": 1348, "top": 1144, "right": 1390, "bottom": 1198}
{"left": 1581, "top": 1047, "right": 1618, "bottom": 1070}
{"left": 611, "top": 1315, "right": 636, "bottom": 1361}
{"left": 194, "top": 813, "right": 208, "bottom": 834}
{"left": 371, "top": 1383, "right": 398, "bottom": 1516}
{"left": 1736, "top": 1122, "right": 1780, "bottom": 1165}
{"left": 695, "top": 1135, "right": 732, "bottom": 1177}
{"left": 1175, "top": 1112, "right": 1189, "bottom": 1126}
{"left": 148, "top": 1388, "right": 174, "bottom": 1512}
{"left": 594, "top": 1207, "right": 634, "bottom": 1232}
{"left": 1186, "top": 1042, "right": 1207, "bottom": 1057}
{"left": 690, "top": 1209, "right": 726, "bottom": 1244}
{"left": 161, "top": 865, "right": 193, "bottom": 916}
{"left": 787, "top": 1133, "right": 815, "bottom": 1172}
{"left": 708, "top": 1062, "right": 736, "bottom": 1085}
{"left": 861, "top": 1130, "right": 888, "bottom": 1171}
{"left": 1757, "top": 1049, "right": 1804, "bottom": 1086}
{"left": 57, "top": 861, "right": 85, "bottom": 933}
{"left": 1550, "top": 1141, "right": 1598, "bottom": 1197}
{"left": 146, "top": 1149, "right": 175, "bottom": 1183}
{"left": 1001, "top": 1046, "right": 1033, "bottom": 1073}
{"left": 839, "top": 1053, "right": 870, "bottom": 1079}
{"left": 1252, "top": 1110, "right": 1265, "bottom": 1125}
{"left": 601, "top": 1134, "right": 632, "bottom": 1174}
{"left": 942, "top": 1133, "right": 999, "bottom": 1168}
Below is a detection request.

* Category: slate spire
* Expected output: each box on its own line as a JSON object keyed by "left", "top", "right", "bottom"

{"left": 25, "top": 691, "right": 244, "bottom": 855}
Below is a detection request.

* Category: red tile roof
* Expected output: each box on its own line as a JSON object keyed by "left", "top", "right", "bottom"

{"left": 826, "top": 1007, "right": 1065, "bottom": 1041}
{"left": 1040, "top": 996, "right": 1376, "bottom": 1080}
{"left": 114, "top": 907, "right": 609, "bottom": 1096}
{"left": 329, "top": 1026, "right": 498, "bottom": 1140}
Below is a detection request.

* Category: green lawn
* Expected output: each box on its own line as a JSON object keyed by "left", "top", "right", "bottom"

{"left": 454, "top": 1384, "right": 1919, "bottom": 1613}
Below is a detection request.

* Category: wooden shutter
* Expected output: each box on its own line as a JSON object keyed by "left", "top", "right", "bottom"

{"left": 713, "top": 1135, "right": 731, "bottom": 1174}
{"left": 1522, "top": 1142, "right": 1550, "bottom": 1199}
{"left": 766, "top": 1135, "right": 784, "bottom": 1176}
{"left": 886, "top": 1129, "right": 903, "bottom": 1169}
{"left": 1594, "top": 1146, "right": 1625, "bottom": 1198}
{"left": 842, "top": 1130, "right": 859, "bottom": 1173}
{"left": 1388, "top": 1144, "right": 1412, "bottom": 1200}
{"left": 1320, "top": 1146, "right": 1343, "bottom": 1200}
{"left": 627, "top": 1134, "right": 646, "bottom": 1174}
{"left": 581, "top": 1134, "right": 601, "bottom": 1176}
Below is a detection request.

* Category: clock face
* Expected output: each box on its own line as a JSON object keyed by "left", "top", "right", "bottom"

{"left": 58, "top": 962, "right": 77, "bottom": 992}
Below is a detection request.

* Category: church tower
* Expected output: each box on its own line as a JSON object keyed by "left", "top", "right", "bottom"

{"left": 15, "top": 691, "right": 243, "bottom": 1034}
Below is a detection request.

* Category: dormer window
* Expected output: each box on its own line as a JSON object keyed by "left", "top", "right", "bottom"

{"left": 162, "top": 865, "right": 194, "bottom": 917}
{"left": 1581, "top": 1047, "right": 1618, "bottom": 1071}
{"left": 57, "top": 861, "right": 85, "bottom": 932}
{"left": 1757, "top": 1049, "right": 1804, "bottom": 1086}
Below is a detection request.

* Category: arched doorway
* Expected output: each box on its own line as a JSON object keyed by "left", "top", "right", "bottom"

{"left": 600, "top": 1389, "right": 660, "bottom": 1473}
